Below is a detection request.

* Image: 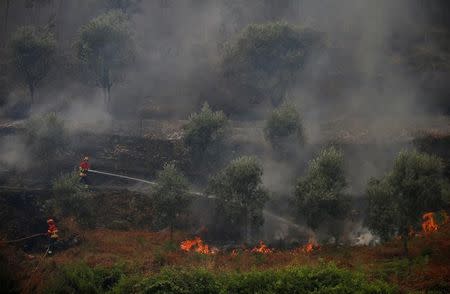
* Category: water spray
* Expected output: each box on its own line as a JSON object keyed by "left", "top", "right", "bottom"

{"left": 88, "top": 169, "right": 157, "bottom": 185}
{"left": 88, "top": 169, "right": 301, "bottom": 231}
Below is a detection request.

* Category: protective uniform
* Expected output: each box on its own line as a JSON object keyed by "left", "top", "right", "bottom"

{"left": 47, "top": 219, "right": 59, "bottom": 254}
{"left": 79, "top": 156, "right": 91, "bottom": 186}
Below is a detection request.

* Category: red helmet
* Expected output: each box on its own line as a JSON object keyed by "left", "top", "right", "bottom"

{"left": 47, "top": 218, "right": 55, "bottom": 224}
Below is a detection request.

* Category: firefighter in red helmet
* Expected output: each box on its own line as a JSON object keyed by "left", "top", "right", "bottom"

{"left": 47, "top": 218, "right": 59, "bottom": 255}
{"left": 79, "top": 156, "right": 91, "bottom": 187}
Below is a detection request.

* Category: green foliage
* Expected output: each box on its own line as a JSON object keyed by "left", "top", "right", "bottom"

{"left": 136, "top": 264, "right": 395, "bottom": 294}
{"left": 375, "top": 256, "right": 428, "bottom": 282}
{"left": 24, "top": 113, "right": 68, "bottom": 164}
{"left": 183, "top": 102, "right": 229, "bottom": 165}
{"left": 366, "top": 150, "right": 449, "bottom": 244}
{"left": 45, "top": 263, "right": 125, "bottom": 294}
{"left": 222, "top": 22, "right": 324, "bottom": 106}
{"left": 152, "top": 163, "right": 190, "bottom": 237}
{"left": 295, "top": 147, "right": 350, "bottom": 239}
{"left": 50, "top": 172, "right": 94, "bottom": 227}
{"left": 76, "top": 10, "right": 134, "bottom": 103}
{"left": 10, "top": 26, "right": 56, "bottom": 103}
{"left": 45, "top": 263, "right": 396, "bottom": 294}
{"left": 209, "top": 156, "right": 268, "bottom": 243}
{"left": 264, "top": 102, "right": 304, "bottom": 153}
{"left": 139, "top": 268, "right": 220, "bottom": 294}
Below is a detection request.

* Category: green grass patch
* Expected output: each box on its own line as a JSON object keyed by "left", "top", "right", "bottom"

{"left": 46, "top": 262, "right": 396, "bottom": 293}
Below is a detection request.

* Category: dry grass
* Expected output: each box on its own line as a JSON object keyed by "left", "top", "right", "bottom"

{"left": 3, "top": 221, "right": 450, "bottom": 293}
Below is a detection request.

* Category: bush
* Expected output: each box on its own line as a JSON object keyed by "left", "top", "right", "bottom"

{"left": 49, "top": 172, "right": 94, "bottom": 227}
{"left": 139, "top": 268, "right": 220, "bottom": 294}
{"left": 137, "top": 264, "right": 395, "bottom": 294}
{"left": 45, "top": 263, "right": 395, "bottom": 293}
{"left": 183, "top": 102, "right": 229, "bottom": 167}
{"left": 46, "top": 263, "right": 124, "bottom": 294}
{"left": 264, "top": 102, "right": 304, "bottom": 154}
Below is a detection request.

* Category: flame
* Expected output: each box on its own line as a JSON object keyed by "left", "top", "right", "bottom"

{"left": 303, "top": 238, "right": 320, "bottom": 253}
{"left": 251, "top": 241, "right": 273, "bottom": 254}
{"left": 180, "top": 236, "right": 216, "bottom": 254}
{"left": 422, "top": 212, "right": 438, "bottom": 235}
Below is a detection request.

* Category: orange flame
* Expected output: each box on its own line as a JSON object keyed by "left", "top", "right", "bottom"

{"left": 180, "top": 236, "right": 216, "bottom": 254}
{"left": 251, "top": 241, "right": 273, "bottom": 254}
{"left": 422, "top": 212, "right": 438, "bottom": 235}
{"left": 303, "top": 238, "right": 320, "bottom": 253}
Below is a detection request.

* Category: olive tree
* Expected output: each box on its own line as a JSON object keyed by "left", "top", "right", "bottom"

{"left": 49, "top": 172, "right": 94, "bottom": 227}
{"left": 183, "top": 102, "right": 229, "bottom": 167}
{"left": 10, "top": 26, "right": 56, "bottom": 104}
{"left": 222, "top": 22, "right": 324, "bottom": 106}
{"left": 365, "top": 150, "right": 449, "bottom": 256}
{"left": 152, "top": 163, "right": 191, "bottom": 240}
{"left": 76, "top": 10, "right": 134, "bottom": 106}
{"left": 264, "top": 102, "right": 304, "bottom": 154}
{"left": 294, "top": 147, "right": 350, "bottom": 242}
{"left": 208, "top": 156, "right": 268, "bottom": 243}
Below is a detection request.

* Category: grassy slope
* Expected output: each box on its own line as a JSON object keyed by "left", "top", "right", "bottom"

{"left": 3, "top": 221, "right": 448, "bottom": 293}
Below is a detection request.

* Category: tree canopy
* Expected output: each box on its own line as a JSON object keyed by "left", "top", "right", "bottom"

{"left": 76, "top": 10, "right": 134, "bottom": 106}
{"left": 183, "top": 102, "right": 229, "bottom": 167}
{"left": 264, "top": 102, "right": 304, "bottom": 154}
{"left": 222, "top": 22, "right": 324, "bottom": 106}
{"left": 10, "top": 26, "right": 56, "bottom": 104}
{"left": 294, "top": 147, "right": 350, "bottom": 241}
{"left": 208, "top": 156, "right": 268, "bottom": 243}
{"left": 152, "top": 163, "right": 191, "bottom": 239}
{"left": 365, "top": 150, "right": 450, "bottom": 254}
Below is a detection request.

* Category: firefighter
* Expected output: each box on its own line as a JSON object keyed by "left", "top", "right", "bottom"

{"left": 47, "top": 218, "right": 59, "bottom": 255}
{"left": 79, "top": 156, "right": 91, "bottom": 187}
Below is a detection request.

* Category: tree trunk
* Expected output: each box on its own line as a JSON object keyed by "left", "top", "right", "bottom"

{"left": 245, "top": 209, "right": 251, "bottom": 244}
{"left": 402, "top": 232, "right": 409, "bottom": 258}
{"left": 170, "top": 223, "right": 174, "bottom": 241}
{"left": 4, "top": 0, "right": 10, "bottom": 40}
{"left": 29, "top": 84, "right": 35, "bottom": 105}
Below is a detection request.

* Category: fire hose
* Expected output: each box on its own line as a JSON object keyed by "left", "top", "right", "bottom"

{"left": 88, "top": 169, "right": 157, "bottom": 185}
{"left": 0, "top": 233, "right": 46, "bottom": 244}
{"left": 88, "top": 169, "right": 216, "bottom": 198}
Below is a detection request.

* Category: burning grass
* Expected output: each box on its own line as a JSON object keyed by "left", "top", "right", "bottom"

{"left": 3, "top": 219, "right": 450, "bottom": 293}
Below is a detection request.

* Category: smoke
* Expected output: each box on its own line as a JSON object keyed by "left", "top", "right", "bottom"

{"left": 1, "top": 0, "right": 443, "bottom": 243}
{"left": 0, "top": 135, "right": 31, "bottom": 171}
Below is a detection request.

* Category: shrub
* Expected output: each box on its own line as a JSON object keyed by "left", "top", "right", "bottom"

{"left": 49, "top": 172, "right": 94, "bottom": 227}
{"left": 45, "top": 263, "right": 396, "bottom": 293}
{"left": 138, "top": 264, "right": 395, "bottom": 294}
{"left": 46, "top": 263, "right": 124, "bottom": 294}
